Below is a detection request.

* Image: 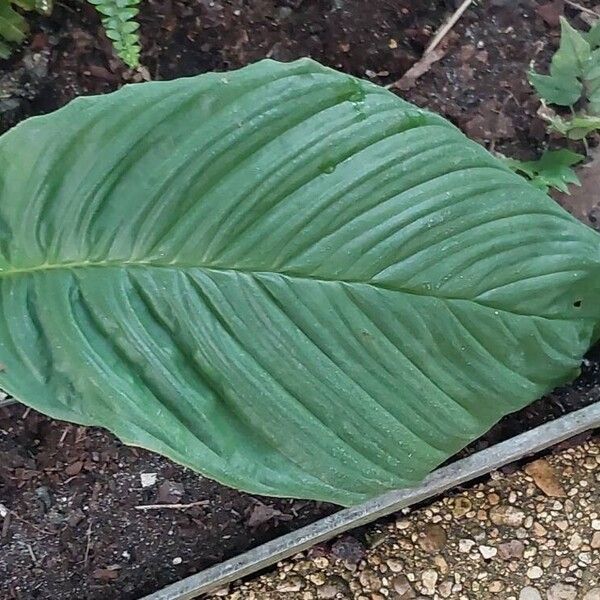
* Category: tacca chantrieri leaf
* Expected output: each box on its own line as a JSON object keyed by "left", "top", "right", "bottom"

{"left": 0, "top": 59, "right": 599, "bottom": 505}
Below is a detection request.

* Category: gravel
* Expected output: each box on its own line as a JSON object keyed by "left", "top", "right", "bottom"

{"left": 218, "top": 436, "right": 599, "bottom": 599}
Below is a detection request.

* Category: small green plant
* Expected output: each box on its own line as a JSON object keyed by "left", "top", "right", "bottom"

{"left": 505, "top": 18, "right": 593, "bottom": 196}
{"left": 502, "top": 149, "right": 584, "bottom": 194}
{"left": 86, "top": 0, "right": 141, "bottom": 68}
{"left": 0, "top": 0, "right": 51, "bottom": 59}
{"left": 0, "top": 0, "right": 140, "bottom": 68}
{"left": 529, "top": 17, "right": 600, "bottom": 139}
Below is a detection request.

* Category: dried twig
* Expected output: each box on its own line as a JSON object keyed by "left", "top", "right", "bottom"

{"left": 564, "top": 0, "right": 600, "bottom": 17}
{"left": 83, "top": 522, "right": 93, "bottom": 568}
{"left": 8, "top": 509, "right": 56, "bottom": 536}
{"left": 58, "top": 425, "right": 71, "bottom": 446}
{"left": 425, "top": 0, "right": 473, "bottom": 55}
{"left": 75, "top": 426, "right": 87, "bottom": 444}
{"left": 387, "top": 45, "right": 448, "bottom": 91}
{"left": 134, "top": 500, "right": 210, "bottom": 511}
{"left": 1, "top": 512, "right": 11, "bottom": 539}
{"left": 27, "top": 544, "right": 37, "bottom": 565}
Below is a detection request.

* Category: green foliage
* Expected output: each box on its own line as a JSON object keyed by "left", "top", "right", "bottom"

{"left": 0, "top": 39, "right": 11, "bottom": 58}
{"left": 529, "top": 18, "right": 599, "bottom": 107}
{"left": 583, "top": 20, "right": 600, "bottom": 48}
{"left": 0, "top": 0, "right": 140, "bottom": 67}
{"left": 0, "top": 0, "right": 50, "bottom": 57}
{"left": 529, "top": 17, "right": 600, "bottom": 139}
{"left": 0, "top": 60, "right": 599, "bottom": 505}
{"left": 87, "top": 0, "right": 141, "bottom": 68}
{"left": 543, "top": 111, "right": 600, "bottom": 140}
{"left": 528, "top": 71, "right": 582, "bottom": 106}
{"left": 503, "top": 149, "right": 584, "bottom": 193}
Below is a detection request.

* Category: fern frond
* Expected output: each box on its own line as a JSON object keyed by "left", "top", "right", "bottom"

{"left": 87, "top": 0, "right": 141, "bottom": 68}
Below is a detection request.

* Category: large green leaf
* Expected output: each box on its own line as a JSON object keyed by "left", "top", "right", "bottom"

{"left": 0, "top": 59, "right": 599, "bottom": 505}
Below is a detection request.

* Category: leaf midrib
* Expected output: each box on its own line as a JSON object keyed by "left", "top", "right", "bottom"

{"left": 0, "top": 258, "right": 578, "bottom": 322}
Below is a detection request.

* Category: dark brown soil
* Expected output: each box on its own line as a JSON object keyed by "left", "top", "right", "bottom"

{"left": 1, "top": 1, "right": 599, "bottom": 599}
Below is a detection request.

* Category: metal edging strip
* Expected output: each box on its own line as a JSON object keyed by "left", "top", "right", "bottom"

{"left": 141, "top": 401, "right": 600, "bottom": 600}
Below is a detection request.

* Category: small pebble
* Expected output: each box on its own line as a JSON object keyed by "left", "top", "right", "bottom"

{"left": 140, "top": 473, "right": 157, "bottom": 488}
{"left": 526, "top": 566, "right": 543, "bottom": 580}
{"left": 547, "top": 583, "right": 577, "bottom": 600}
{"left": 479, "top": 545, "right": 497, "bottom": 559}
{"left": 520, "top": 586, "right": 542, "bottom": 600}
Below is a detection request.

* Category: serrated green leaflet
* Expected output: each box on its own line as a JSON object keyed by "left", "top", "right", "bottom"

{"left": 551, "top": 17, "right": 590, "bottom": 76}
{"left": 504, "top": 149, "right": 584, "bottom": 194}
{"left": 1, "top": 59, "right": 600, "bottom": 505}
{"left": 527, "top": 71, "right": 582, "bottom": 106}
{"left": 529, "top": 17, "right": 600, "bottom": 112}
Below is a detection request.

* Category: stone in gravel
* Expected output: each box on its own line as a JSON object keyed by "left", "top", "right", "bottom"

{"left": 392, "top": 575, "right": 416, "bottom": 598}
{"left": 479, "top": 545, "right": 497, "bottom": 559}
{"left": 583, "top": 589, "right": 600, "bottom": 600}
{"left": 591, "top": 531, "right": 600, "bottom": 549}
{"left": 366, "top": 530, "right": 387, "bottom": 549}
{"left": 459, "top": 539, "right": 475, "bottom": 553}
{"left": 568, "top": 533, "right": 582, "bottom": 551}
{"left": 387, "top": 558, "right": 403, "bottom": 572}
{"left": 433, "top": 555, "right": 448, "bottom": 574}
{"left": 527, "top": 566, "right": 543, "bottom": 579}
{"left": 498, "top": 540, "right": 525, "bottom": 560}
{"left": 490, "top": 505, "right": 525, "bottom": 527}
{"left": 276, "top": 577, "right": 303, "bottom": 592}
{"left": 583, "top": 456, "right": 596, "bottom": 469}
{"left": 421, "top": 569, "right": 438, "bottom": 594}
{"left": 489, "top": 580, "right": 504, "bottom": 593}
{"left": 524, "top": 459, "right": 566, "bottom": 497}
{"left": 359, "top": 569, "right": 381, "bottom": 591}
{"left": 520, "top": 587, "right": 543, "bottom": 600}
{"left": 488, "top": 492, "right": 501, "bottom": 505}
{"left": 316, "top": 588, "right": 336, "bottom": 599}
{"left": 438, "top": 580, "right": 453, "bottom": 598}
{"left": 317, "top": 578, "right": 349, "bottom": 600}
{"left": 417, "top": 524, "right": 446, "bottom": 553}
{"left": 452, "top": 497, "right": 472, "bottom": 518}
{"left": 547, "top": 583, "right": 577, "bottom": 600}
